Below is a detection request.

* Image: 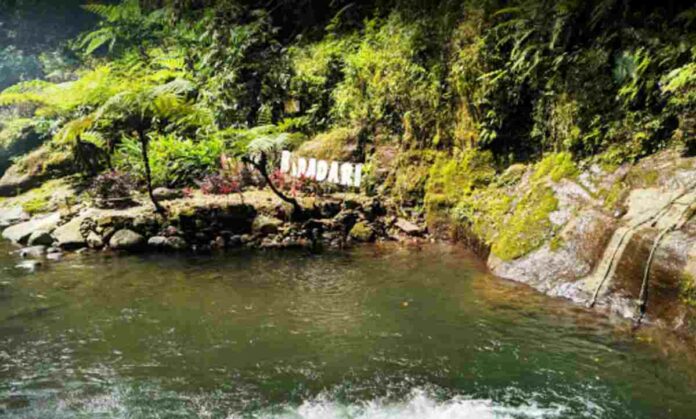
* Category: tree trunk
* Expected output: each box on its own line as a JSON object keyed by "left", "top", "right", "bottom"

{"left": 138, "top": 130, "right": 166, "bottom": 215}
{"left": 242, "top": 153, "right": 304, "bottom": 219}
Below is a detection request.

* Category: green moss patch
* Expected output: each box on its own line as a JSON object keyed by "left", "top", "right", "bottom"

{"left": 532, "top": 152, "right": 578, "bottom": 182}
{"left": 349, "top": 221, "right": 374, "bottom": 242}
{"left": 680, "top": 273, "right": 696, "bottom": 308}
{"left": 296, "top": 127, "right": 360, "bottom": 161}
{"left": 490, "top": 187, "right": 559, "bottom": 260}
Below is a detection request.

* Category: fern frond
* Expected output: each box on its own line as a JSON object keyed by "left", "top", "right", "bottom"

{"left": 78, "top": 27, "right": 116, "bottom": 55}
{"left": 81, "top": 0, "right": 141, "bottom": 23}
{"left": 54, "top": 115, "right": 95, "bottom": 145}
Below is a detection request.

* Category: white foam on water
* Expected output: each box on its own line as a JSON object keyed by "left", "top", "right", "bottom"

{"left": 238, "top": 389, "right": 568, "bottom": 419}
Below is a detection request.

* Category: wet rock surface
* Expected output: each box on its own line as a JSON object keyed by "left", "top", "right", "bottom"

{"left": 487, "top": 150, "right": 696, "bottom": 335}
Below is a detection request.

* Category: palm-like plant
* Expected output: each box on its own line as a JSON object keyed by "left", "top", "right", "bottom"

{"left": 92, "top": 79, "right": 198, "bottom": 214}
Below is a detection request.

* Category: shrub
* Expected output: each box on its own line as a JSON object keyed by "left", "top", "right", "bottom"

{"left": 196, "top": 173, "right": 241, "bottom": 195}
{"left": 89, "top": 170, "right": 135, "bottom": 208}
{"left": 332, "top": 14, "right": 442, "bottom": 143}
{"left": 114, "top": 133, "right": 225, "bottom": 187}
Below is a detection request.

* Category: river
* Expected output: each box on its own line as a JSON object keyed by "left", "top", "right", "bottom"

{"left": 1, "top": 242, "right": 695, "bottom": 418}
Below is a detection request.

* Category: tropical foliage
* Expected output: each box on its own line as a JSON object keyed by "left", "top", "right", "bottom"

{"left": 0, "top": 0, "right": 692, "bottom": 218}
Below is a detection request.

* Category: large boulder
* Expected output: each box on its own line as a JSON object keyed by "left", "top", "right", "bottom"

{"left": 52, "top": 217, "right": 87, "bottom": 250}
{"left": 27, "top": 230, "right": 54, "bottom": 246}
{"left": 489, "top": 208, "right": 615, "bottom": 298}
{"left": 2, "top": 212, "right": 60, "bottom": 244}
{"left": 109, "top": 229, "right": 145, "bottom": 251}
{"left": 0, "top": 206, "right": 29, "bottom": 228}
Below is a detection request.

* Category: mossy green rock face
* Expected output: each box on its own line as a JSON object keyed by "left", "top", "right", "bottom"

{"left": 490, "top": 187, "right": 559, "bottom": 261}
{"left": 296, "top": 127, "right": 359, "bottom": 161}
{"left": 349, "top": 221, "right": 374, "bottom": 242}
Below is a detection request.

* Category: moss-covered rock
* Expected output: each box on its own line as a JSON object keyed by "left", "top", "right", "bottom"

{"left": 349, "top": 221, "right": 374, "bottom": 242}
{"left": 296, "top": 127, "right": 360, "bottom": 161}
{"left": 490, "top": 187, "right": 559, "bottom": 260}
{"left": 532, "top": 152, "right": 579, "bottom": 182}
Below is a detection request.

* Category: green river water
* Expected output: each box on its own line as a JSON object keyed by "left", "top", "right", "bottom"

{"left": 1, "top": 242, "right": 695, "bottom": 418}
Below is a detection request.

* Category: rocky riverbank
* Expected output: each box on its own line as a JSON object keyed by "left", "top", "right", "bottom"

{"left": 0, "top": 185, "right": 428, "bottom": 269}
{"left": 3, "top": 148, "right": 696, "bottom": 340}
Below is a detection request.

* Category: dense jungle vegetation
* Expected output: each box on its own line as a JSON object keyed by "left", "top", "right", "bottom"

{"left": 0, "top": 0, "right": 694, "bottom": 253}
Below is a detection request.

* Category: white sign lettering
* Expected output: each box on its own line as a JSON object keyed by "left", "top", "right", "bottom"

{"left": 280, "top": 150, "right": 363, "bottom": 188}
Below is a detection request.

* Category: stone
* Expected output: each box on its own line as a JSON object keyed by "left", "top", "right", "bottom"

{"left": 27, "top": 230, "right": 53, "bottom": 246}
{"left": 229, "top": 235, "right": 243, "bottom": 247}
{"left": 17, "top": 246, "right": 46, "bottom": 258}
{"left": 109, "top": 229, "right": 145, "bottom": 251}
{"left": 342, "top": 199, "right": 361, "bottom": 210}
{"left": 152, "top": 187, "right": 183, "bottom": 201}
{"left": 0, "top": 206, "right": 29, "bottom": 228}
{"left": 148, "top": 235, "right": 187, "bottom": 251}
{"left": 349, "top": 221, "right": 375, "bottom": 242}
{"left": 319, "top": 201, "right": 341, "bottom": 218}
{"left": 260, "top": 238, "right": 282, "bottom": 249}
{"left": 252, "top": 215, "right": 283, "bottom": 236}
{"left": 394, "top": 218, "right": 423, "bottom": 236}
{"left": 86, "top": 231, "right": 104, "bottom": 249}
{"left": 165, "top": 236, "right": 187, "bottom": 251}
{"left": 147, "top": 236, "right": 168, "bottom": 249}
{"left": 52, "top": 217, "right": 86, "bottom": 250}
{"left": 334, "top": 210, "right": 358, "bottom": 233}
{"left": 15, "top": 259, "right": 42, "bottom": 272}
{"left": 211, "top": 236, "right": 225, "bottom": 250}
{"left": 2, "top": 212, "right": 60, "bottom": 244}
{"left": 163, "top": 225, "right": 179, "bottom": 236}
{"left": 46, "top": 252, "right": 62, "bottom": 262}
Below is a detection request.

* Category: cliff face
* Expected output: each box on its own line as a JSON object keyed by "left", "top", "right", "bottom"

{"left": 481, "top": 149, "right": 696, "bottom": 335}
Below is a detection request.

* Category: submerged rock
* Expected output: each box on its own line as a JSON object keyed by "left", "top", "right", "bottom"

{"left": 109, "top": 229, "right": 145, "bottom": 251}
{"left": 46, "top": 252, "right": 62, "bottom": 261}
{"left": 15, "top": 259, "right": 42, "bottom": 272}
{"left": 17, "top": 246, "right": 46, "bottom": 258}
